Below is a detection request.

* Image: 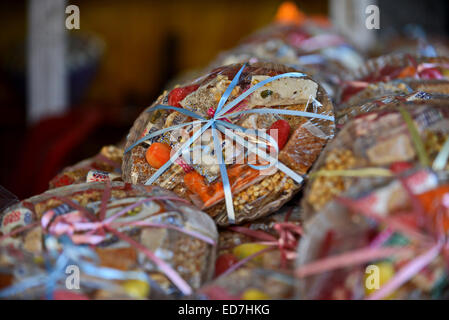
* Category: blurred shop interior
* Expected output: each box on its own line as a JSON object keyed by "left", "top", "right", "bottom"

{"left": 0, "top": 0, "right": 448, "bottom": 199}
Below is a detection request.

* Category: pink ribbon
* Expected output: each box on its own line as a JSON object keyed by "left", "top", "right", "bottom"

{"left": 295, "top": 246, "right": 413, "bottom": 279}
{"left": 0, "top": 222, "right": 40, "bottom": 243}
{"left": 221, "top": 211, "right": 303, "bottom": 276}
{"left": 296, "top": 33, "right": 346, "bottom": 52}
{"left": 367, "top": 240, "right": 444, "bottom": 300}
{"left": 93, "top": 153, "right": 121, "bottom": 170}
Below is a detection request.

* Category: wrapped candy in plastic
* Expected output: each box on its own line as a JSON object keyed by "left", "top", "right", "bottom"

{"left": 122, "top": 62, "right": 335, "bottom": 226}
{"left": 0, "top": 237, "right": 170, "bottom": 300}
{"left": 377, "top": 25, "right": 449, "bottom": 58}
{"left": 197, "top": 267, "right": 295, "bottom": 300}
{"left": 296, "top": 168, "right": 449, "bottom": 300}
{"left": 211, "top": 21, "right": 364, "bottom": 100}
{"left": 302, "top": 104, "right": 449, "bottom": 221}
{"left": 336, "top": 92, "right": 449, "bottom": 127}
{"left": 0, "top": 182, "right": 218, "bottom": 299}
{"left": 215, "top": 204, "right": 302, "bottom": 278}
{"left": 49, "top": 145, "right": 123, "bottom": 189}
{"left": 339, "top": 54, "right": 449, "bottom": 108}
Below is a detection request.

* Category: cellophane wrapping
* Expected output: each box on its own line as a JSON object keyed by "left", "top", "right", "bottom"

{"left": 0, "top": 182, "right": 218, "bottom": 299}
{"left": 302, "top": 104, "right": 449, "bottom": 222}
{"left": 122, "top": 62, "right": 334, "bottom": 226}
{"left": 296, "top": 168, "right": 449, "bottom": 300}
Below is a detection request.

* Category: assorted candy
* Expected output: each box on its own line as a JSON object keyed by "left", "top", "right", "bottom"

{"left": 338, "top": 54, "right": 449, "bottom": 107}
{"left": 3, "top": 2, "right": 449, "bottom": 300}
{"left": 296, "top": 169, "right": 449, "bottom": 300}
{"left": 0, "top": 182, "right": 217, "bottom": 299}
{"left": 122, "top": 62, "right": 334, "bottom": 226}
{"left": 49, "top": 145, "right": 123, "bottom": 189}
{"left": 210, "top": 18, "right": 364, "bottom": 101}
{"left": 302, "top": 104, "right": 449, "bottom": 221}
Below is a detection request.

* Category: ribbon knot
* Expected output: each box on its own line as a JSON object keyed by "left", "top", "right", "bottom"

{"left": 224, "top": 210, "right": 303, "bottom": 274}
{"left": 274, "top": 222, "right": 303, "bottom": 262}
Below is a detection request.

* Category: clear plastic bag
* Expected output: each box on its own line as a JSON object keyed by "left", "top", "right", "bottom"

{"left": 296, "top": 169, "right": 449, "bottom": 300}
{"left": 302, "top": 104, "right": 449, "bottom": 222}
{"left": 122, "top": 62, "right": 335, "bottom": 226}
{"left": 49, "top": 145, "right": 123, "bottom": 189}
{"left": 0, "top": 182, "right": 218, "bottom": 299}
{"left": 197, "top": 267, "right": 295, "bottom": 300}
{"left": 210, "top": 22, "right": 364, "bottom": 100}
{"left": 336, "top": 92, "right": 449, "bottom": 127}
{"left": 338, "top": 53, "right": 449, "bottom": 108}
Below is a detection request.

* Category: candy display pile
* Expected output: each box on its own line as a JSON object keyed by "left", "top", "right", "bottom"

{"left": 2, "top": 2, "right": 449, "bottom": 300}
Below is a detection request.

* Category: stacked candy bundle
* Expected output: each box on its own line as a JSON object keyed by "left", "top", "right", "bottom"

{"left": 338, "top": 54, "right": 449, "bottom": 112}
{"left": 0, "top": 182, "right": 217, "bottom": 299}
{"left": 122, "top": 62, "right": 334, "bottom": 226}
{"left": 302, "top": 104, "right": 449, "bottom": 221}
{"left": 2, "top": 2, "right": 449, "bottom": 301}
{"left": 296, "top": 168, "right": 449, "bottom": 300}
{"left": 210, "top": 4, "right": 364, "bottom": 100}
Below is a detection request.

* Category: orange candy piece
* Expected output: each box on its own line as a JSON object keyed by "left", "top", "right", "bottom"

{"left": 398, "top": 66, "right": 417, "bottom": 79}
{"left": 275, "top": 1, "right": 306, "bottom": 25}
{"left": 145, "top": 142, "right": 172, "bottom": 169}
{"left": 183, "top": 165, "right": 261, "bottom": 207}
{"left": 417, "top": 185, "right": 449, "bottom": 232}
{"left": 184, "top": 171, "right": 211, "bottom": 203}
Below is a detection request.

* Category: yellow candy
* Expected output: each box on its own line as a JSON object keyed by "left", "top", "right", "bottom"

{"left": 242, "top": 288, "right": 270, "bottom": 300}
{"left": 364, "top": 261, "right": 396, "bottom": 299}
{"left": 33, "top": 255, "right": 44, "bottom": 265}
{"left": 122, "top": 279, "right": 150, "bottom": 299}
{"left": 232, "top": 243, "right": 268, "bottom": 263}
{"left": 443, "top": 69, "right": 449, "bottom": 78}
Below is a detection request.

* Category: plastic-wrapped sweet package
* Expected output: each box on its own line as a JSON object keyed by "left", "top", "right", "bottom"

{"left": 211, "top": 22, "right": 364, "bottom": 99}
{"left": 0, "top": 182, "right": 218, "bottom": 299}
{"left": 197, "top": 267, "right": 295, "bottom": 300}
{"left": 336, "top": 92, "right": 449, "bottom": 127}
{"left": 296, "top": 168, "right": 449, "bottom": 300}
{"left": 215, "top": 204, "right": 301, "bottom": 277}
{"left": 0, "top": 240, "right": 171, "bottom": 300}
{"left": 338, "top": 54, "right": 449, "bottom": 108}
{"left": 49, "top": 145, "right": 123, "bottom": 189}
{"left": 194, "top": 205, "right": 301, "bottom": 300}
{"left": 377, "top": 26, "right": 449, "bottom": 58}
{"left": 122, "top": 62, "right": 335, "bottom": 226}
{"left": 302, "top": 104, "right": 449, "bottom": 221}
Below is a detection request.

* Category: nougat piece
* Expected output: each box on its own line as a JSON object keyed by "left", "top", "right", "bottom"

{"left": 278, "top": 125, "right": 327, "bottom": 174}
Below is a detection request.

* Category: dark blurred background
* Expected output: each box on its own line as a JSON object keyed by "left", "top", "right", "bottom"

{"left": 0, "top": 0, "right": 448, "bottom": 200}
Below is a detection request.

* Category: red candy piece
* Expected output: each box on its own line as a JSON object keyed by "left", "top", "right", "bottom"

{"left": 342, "top": 65, "right": 405, "bottom": 103}
{"left": 389, "top": 161, "right": 413, "bottom": 174}
{"left": 167, "top": 84, "right": 199, "bottom": 108}
{"left": 214, "top": 253, "right": 238, "bottom": 277}
{"left": 269, "top": 120, "right": 291, "bottom": 151}
{"left": 51, "top": 174, "right": 75, "bottom": 188}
